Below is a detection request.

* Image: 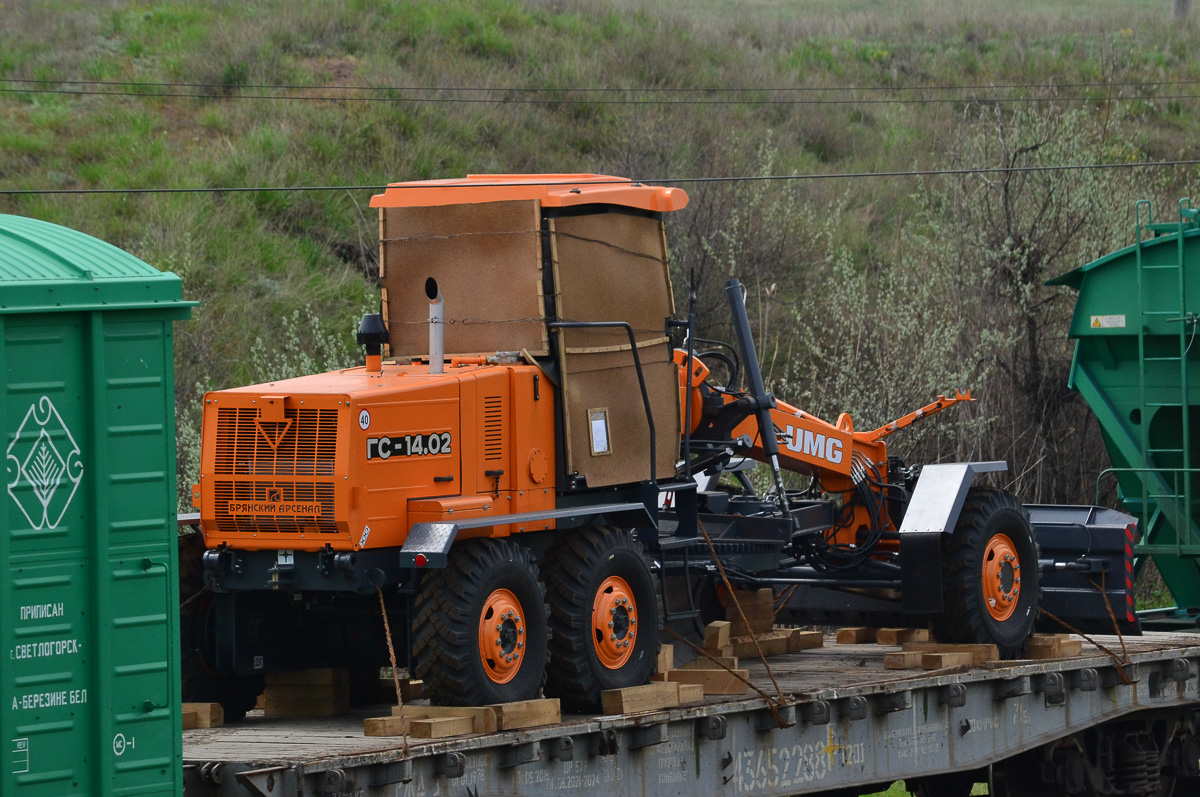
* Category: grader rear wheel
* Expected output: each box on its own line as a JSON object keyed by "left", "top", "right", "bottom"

{"left": 929, "top": 487, "right": 1041, "bottom": 659}
{"left": 412, "top": 539, "right": 549, "bottom": 706}
{"left": 542, "top": 526, "right": 661, "bottom": 712}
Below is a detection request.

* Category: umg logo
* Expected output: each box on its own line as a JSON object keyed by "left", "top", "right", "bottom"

{"left": 7, "top": 396, "right": 83, "bottom": 530}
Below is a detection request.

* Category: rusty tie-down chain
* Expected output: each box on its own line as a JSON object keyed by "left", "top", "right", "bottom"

{"left": 377, "top": 586, "right": 411, "bottom": 758}
{"left": 693, "top": 521, "right": 789, "bottom": 727}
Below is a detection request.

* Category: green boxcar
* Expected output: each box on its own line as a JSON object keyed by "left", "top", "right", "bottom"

{"left": 1050, "top": 199, "right": 1200, "bottom": 609}
{"left": 1, "top": 215, "right": 192, "bottom": 796}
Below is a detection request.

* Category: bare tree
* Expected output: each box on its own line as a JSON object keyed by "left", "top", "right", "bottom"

{"left": 1176, "top": 0, "right": 1192, "bottom": 22}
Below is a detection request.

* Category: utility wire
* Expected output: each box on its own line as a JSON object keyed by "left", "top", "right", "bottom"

{"left": 7, "top": 75, "right": 1200, "bottom": 94}
{"left": 2, "top": 85, "right": 1196, "bottom": 106}
{"left": 2, "top": 159, "right": 1200, "bottom": 196}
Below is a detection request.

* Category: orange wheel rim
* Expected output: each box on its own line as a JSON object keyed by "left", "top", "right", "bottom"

{"left": 591, "top": 576, "right": 638, "bottom": 669}
{"left": 981, "top": 534, "right": 1021, "bottom": 622}
{"left": 478, "top": 588, "right": 526, "bottom": 684}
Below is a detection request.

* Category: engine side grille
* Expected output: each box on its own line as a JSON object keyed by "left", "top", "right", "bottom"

{"left": 212, "top": 406, "right": 339, "bottom": 534}
{"left": 483, "top": 395, "right": 503, "bottom": 461}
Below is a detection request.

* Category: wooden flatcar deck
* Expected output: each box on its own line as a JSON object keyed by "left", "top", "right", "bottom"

{"left": 184, "top": 631, "right": 1200, "bottom": 767}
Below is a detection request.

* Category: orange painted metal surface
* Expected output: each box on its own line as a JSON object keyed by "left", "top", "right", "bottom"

{"left": 197, "top": 361, "right": 556, "bottom": 552}
{"left": 982, "top": 533, "right": 1021, "bottom": 621}
{"left": 675, "top": 348, "right": 972, "bottom": 551}
{"left": 591, "top": 576, "right": 638, "bottom": 669}
{"left": 369, "top": 173, "right": 689, "bottom": 213}
{"left": 478, "top": 588, "right": 526, "bottom": 684}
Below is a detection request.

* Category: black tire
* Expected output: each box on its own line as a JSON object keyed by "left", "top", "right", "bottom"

{"left": 412, "top": 539, "right": 549, "bottom": 706}
{"left": 929, "top": 487, "right": 1041, "bottom": 659}
{"left": 542, "top": 526, "right": 662, "bottom": 712}
{"left": 178, "top": 531, "right": 263, "bottom": 722}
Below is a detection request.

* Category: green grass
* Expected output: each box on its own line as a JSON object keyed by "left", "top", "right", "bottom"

{"left": 4, "top": 0, "right": 1200, "bottom": 509}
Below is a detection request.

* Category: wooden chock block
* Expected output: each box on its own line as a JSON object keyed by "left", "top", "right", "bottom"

{"left": 489, "top": 698, "right": 560, "bottom": 730}
{"left": 364, "top": 716, "right": 410, "bottom": 737}
{"left": 728, "top": 587, "right": 776, "bottom": 607}
{"left": 1026, "top": 635, "right": 1083, "bottom": 659}
{"left": 264, "top": 696, "right": 350, "bottom": 717}
{"left": 836, "top": 627, "right": 877, "bottom": 645}
{"left": 729, "top": 616, "right": 777, "bottom": 637}
{"left": 391, "top": 705, "right": 498, "bottom": 733}
{"left": 411, "top": 716, "right": 475, "bottom": 739}
{"left": 181, "top": 702, "right": 223, "bottom": 728}
{"left": 266, "top": 668, "right": 348, "bottom": 685}
{"left": 730, "top": 631, "right": 789, "bottom": 658}
{"left": 704, "top": 621, "right": 731, "bottom": 651}
{"left": 666, "top": 667, "right": 750, "bottom": 695}
{"left": 678, "top": 683, "right": 705, "bottom": 703}
{"left": 921, "top": 652, "right": 976, "bottom": 669}
{"left": 883, "top": 651, "right": 925, "bottom": 670}
{"left": 875, "top": 628, "right": 930, "bottom": 646}
{"left": 655, "top": 645, "right": 674, "bottom": 674}
{"left": 680, "top": 656, "right": 738, "bottom": 670}
{"left": 901, "top": 642, "right": 999, "bottom": 666}
{"left": 601, "top": 682, "right": 680, "bottom": 714}
{"left": 262, "top": 683, "right": 349, "bottom": 701}
{"left": 787, "top": 629, "right": 824, "bottom": 652}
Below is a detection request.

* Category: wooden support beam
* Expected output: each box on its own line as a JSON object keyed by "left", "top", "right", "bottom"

{"left": 655, "top": 645, "right": 674, "bottom": 673}
{"left": 920, "top": 652, "right": 976, "bottom": 669}
{"left": 883, "top": 651, "right": 925, "bottom": 670}
{"left": 704, "top": 621, "right": 731, "bottom": 651}
{"left": 364, "top": 716, "right": 410, "bottom": 737}
{"left": 786, "top": 629, "right": 824, "bottom": 652}
{"left": 601, "top": 683, "right": 681, "bottom": 714}
{"left": 261, "top": 683, "right": 350, "bottom": 701}
{"left": 390, "top": 705, "right": 498, "bottom": 733}
{"left": 666, "top": 668, "right": 751, "bottom": 695}
{"left": 264, "top": 696, "right": 350, "bottom": 717}
{"left": 489, "top": 699, "right": 561, "bottom": 730}
{"left": 679, "top": 656, "right": 739, "bottom": 670}
{"left": 265, "top": 668, "right": 348, "bottom": 685}
{"left": 730, "top": 631, "right": 790, "bottom": 658}
{"left": 836, "top": 627, "right": 878, "bottom": 644}
{"left": 875, "top": 628, "right": 931, "bottom": 646}
{"left": 181, "top": 703, "right": 223, "bottom": 729}
{"left": 901, "top": 642, "right": 999, "bottom": 666}
{"left": 1026, "top": 635, "right": 1083, "bottom": 659}
{"left": 410, "top": 716, "right": 476, "bottom": 739}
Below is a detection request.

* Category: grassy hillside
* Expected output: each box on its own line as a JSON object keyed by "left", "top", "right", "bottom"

{"left": 2, "top": 0, "right": 1199, "bottom": 515}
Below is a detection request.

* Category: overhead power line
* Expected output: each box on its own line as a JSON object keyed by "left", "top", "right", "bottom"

{"left": 2, "top": 159, "right": 1199, "bottom": 196}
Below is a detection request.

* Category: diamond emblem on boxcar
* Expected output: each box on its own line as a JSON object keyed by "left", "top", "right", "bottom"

{"left": 6, "top": 396, "right": 83, "bottom": 530}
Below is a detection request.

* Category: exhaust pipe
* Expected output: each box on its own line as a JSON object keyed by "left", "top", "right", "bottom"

{"left": 426, "top": 277, "right": 444, "bottom": 374}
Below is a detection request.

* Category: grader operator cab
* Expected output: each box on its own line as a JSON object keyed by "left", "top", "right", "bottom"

{"left": 186, "top": 175, "right": 1138, "bottom": 718}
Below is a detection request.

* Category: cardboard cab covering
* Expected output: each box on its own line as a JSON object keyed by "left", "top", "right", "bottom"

{"left": 375, "top": 177, "right": 681, "bottom": 488}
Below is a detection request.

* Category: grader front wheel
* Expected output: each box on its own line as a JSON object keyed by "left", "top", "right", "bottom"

{"left": 930, "top": 486, "right": 1041, "bottom": 659}
{"left": 412, "top": 540, "right": 549, "bottom": 706}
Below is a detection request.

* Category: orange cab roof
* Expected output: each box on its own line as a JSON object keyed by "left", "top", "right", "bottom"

{"left": 369, "top": 174, "right": 688, "bottom": 213}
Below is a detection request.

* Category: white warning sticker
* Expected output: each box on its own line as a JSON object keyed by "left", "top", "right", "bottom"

{"left": 1090, "top": 314, "right": 1126, "bottom": 329}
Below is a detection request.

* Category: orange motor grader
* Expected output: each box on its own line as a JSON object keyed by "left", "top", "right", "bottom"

{"left": 184, "top": 174, "right": 1134, "bottom": 718}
